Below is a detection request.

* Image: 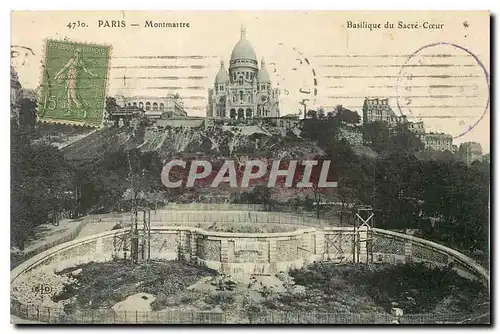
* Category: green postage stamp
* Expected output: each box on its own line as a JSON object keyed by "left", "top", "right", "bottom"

{"left": 38, "top": 40, "right": 110, "bottom": 127}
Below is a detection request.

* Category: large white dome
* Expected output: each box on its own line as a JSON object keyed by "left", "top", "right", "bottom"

{"left": 230, "top": 26, "right": 257, "bottom": 63}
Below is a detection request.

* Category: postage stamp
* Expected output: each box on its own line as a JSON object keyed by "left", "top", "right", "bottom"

{"left": 38, "top": 39, "right": 111, "bottom": 127}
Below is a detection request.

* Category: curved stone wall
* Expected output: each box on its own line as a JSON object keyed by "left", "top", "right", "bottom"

{"left": 371, "top": 228, "right": 489, "bottom": 286}
{"left": 11, "top": 225, "right": 321, "bottom": 283}
{"left": 11, "top": 219, "right": 488, "bottom": 288}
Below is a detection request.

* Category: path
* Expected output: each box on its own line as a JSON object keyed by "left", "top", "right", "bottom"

{"left": 20, "top": 219, "right": 80, "bottom": 254}
{"left": 75, "top": 219, "right": 120, "bottom": 239}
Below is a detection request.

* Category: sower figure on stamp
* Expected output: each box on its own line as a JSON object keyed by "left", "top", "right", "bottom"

{"left": 53, "top": 48, "right": 97, "bottom": 118}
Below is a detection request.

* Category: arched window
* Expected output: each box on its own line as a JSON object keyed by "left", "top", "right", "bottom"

{"left": 153, "top": 102, "right": 158, "bottom": 111}
{"left": 239, "top": 91, "right": 244, "bottom": 101}
{"left": 159, "top": 103, "right": 164, "bottom": 112}
{"left": 133, "top": 102, "right": 137, "bottom": 107}
{"left": 145, "top": 102, "right": 151, "bottom": 111}
{"left": 245, "top": 72, "right": 249, "bottom": 80}
{"left": 238, "top": 77, "right": 244, "bottom": 85}
{"left": 139, "top": 102, "right": 144, "bottom": 109}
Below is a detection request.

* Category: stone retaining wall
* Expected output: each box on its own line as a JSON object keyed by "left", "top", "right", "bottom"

{"left": 11, "top": 223, "right": 488, "bottom": 288}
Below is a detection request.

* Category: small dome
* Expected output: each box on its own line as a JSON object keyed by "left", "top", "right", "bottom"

{"left": 257, "top": 58, "right": 271, "bottom": 82}
{"left": 230, "top": 26, "right": 257, "bottom": 63}
{"left": 215, "top": 60, "right": 229, "bottom": 83}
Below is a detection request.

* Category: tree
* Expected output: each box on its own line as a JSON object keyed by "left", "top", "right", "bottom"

{"left": 11, "top": 136, "right": 76, "bottom": 248}
{"left": 18, "top": 98, "right": 37, "bottom": 129}
{"left": 105, "top": 96, "right": 118, "bottom": 112}
{"left": 387, "top": 123, "right": 424, "bottom": 154}
{"left": 306, "top": 109, "right": 318, "bottom": 119}
{"left": 372, "top": 152, "right": 422, "bottom": 229}
{"left": 317, "top": 107, "right": 326, "bottom": 120}
{"left": 72, "top": 148, "right": 165, "bottom": 214}
{"left": 290, "top": 155, "right": 338, "bottom": 219}
{"left": 334, "top": 105, "right": 361, "bottom": 125}
{"left": 417, "top": 159, "right": 489, "bottom": 254}
{"left": 362, "top": 121, "right": 390, "bottom": 153}
{"left": 416, "top": 149, "right": 455, "bottom": 162}
{"left": 301, "top": 116, "right": 338, "bottom": 150}
{"left": 233, "top": 187, "right": 272, "bottom": 206}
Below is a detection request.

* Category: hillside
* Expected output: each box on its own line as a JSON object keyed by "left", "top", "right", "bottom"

{"left": 62, "top": 123, "right": 324, "bottom": 162}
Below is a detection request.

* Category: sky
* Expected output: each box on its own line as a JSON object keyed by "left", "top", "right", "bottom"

{"left": 10, "top": 10, "right": 490, "bottom": 152}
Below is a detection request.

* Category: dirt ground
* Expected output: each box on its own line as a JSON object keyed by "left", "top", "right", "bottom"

{"left": 13, "top": 260, "right": 488, "bottom": 324}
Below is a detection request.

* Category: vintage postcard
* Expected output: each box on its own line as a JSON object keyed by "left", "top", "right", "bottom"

{"left": 10, "top": 11, "right": 490, "bottom": 324}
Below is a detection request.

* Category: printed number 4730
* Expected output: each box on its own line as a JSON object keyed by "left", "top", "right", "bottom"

{"left": 67, "top": 21, "right": 87, "bottom": 29}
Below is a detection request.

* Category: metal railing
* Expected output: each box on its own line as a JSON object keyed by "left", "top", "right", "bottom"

{"left": 11, "top": 300, "right": 487, "bottom": 324}
{"left": 248, "top": 311, "right": 488, "bottom": 324}
{"left": 11, "top": 301, "right": 224, "bottom": 324}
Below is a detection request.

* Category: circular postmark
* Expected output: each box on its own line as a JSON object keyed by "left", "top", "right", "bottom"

{"left": 10, "top": 45, "right": 35, "bottom": 68}
{"left": 268, "top": 43, "right": 319, "bottom": 116}
{"left": 396, "top": 42, "right": 489, "bottom": 138}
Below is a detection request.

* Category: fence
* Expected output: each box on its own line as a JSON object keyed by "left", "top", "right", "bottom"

{"left": 11, "top": 301, "right": 225, "bottom": 324}
{"left": 147, "top": 210, "right": 338, "bottom": 229}
{"left": 59, "top": 205, "right": 348, "bottom": 232}
{"left": 11, "top": 301, "right": 487, "bottom": 324}
{"left": 159, "top": 203, "right": 350, "bottom": 221}
{"left": 161, "top": 204, "right": 268, "bottom": 211}
{"left": 248, "top": 312, "right": 479, "bottom": 324}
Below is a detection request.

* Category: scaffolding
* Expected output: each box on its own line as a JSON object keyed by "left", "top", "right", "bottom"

{"left": 353, "top": 205, "right": 374, "bottom": 263}
{"left": 112, "top": 150, "right": 152, "bottom": 263}
{"left": 111, "top": 207, "right": 151, "bottom": 263}
{"left": 130, "top": 206, "right": 151, "bottom": 263}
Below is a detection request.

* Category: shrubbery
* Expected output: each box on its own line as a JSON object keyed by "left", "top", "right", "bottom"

{"left": 288, "top": 262, "right": 487, "bottom": 314}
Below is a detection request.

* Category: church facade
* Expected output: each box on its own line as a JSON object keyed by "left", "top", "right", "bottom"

{"left": 207, "top": 27, "right": 280, "bottom": 119}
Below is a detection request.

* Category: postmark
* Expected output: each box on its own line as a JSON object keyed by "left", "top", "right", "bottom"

{"left": 38, "top": 39, "right": 111, "bottom": 127}
{"left": 396, "top": 42, "right": 489, "bottom": 138}
{"left": 11, "top": 45, "right": 35, "bottom": 68}
{"left": 268, "top": 43, "right": 319, "bottom": 116}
